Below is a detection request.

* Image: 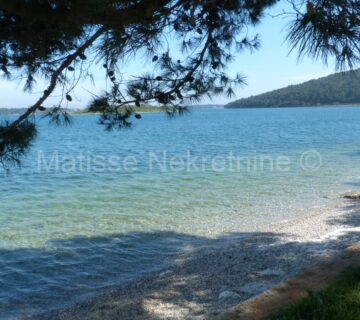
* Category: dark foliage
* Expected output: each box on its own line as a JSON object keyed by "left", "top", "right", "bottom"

{"left": 87, "top": 96, "right": 111, "bottom": 113}
{"left": 0, "top": 121, "right": 37, "bottom": 168}
{"left": 287, "top": 0, "right": 360, "bottom": 70}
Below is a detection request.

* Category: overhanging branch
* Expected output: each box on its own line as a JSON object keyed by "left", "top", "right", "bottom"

{"left": 7, "top": 26, "right": 107, "bottom": 131}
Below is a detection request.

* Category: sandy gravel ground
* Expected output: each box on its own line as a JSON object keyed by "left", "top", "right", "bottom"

{"left": 30, "top": 198, "right": 360, "bottom": 320}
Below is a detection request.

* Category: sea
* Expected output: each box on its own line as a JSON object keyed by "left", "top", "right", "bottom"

{"left": 1, "top": 106, "right": 360, "bottom": 318}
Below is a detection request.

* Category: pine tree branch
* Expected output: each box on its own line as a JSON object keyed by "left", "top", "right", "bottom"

{"left": 7, "top": 26, "right": 107, "bottom": 131}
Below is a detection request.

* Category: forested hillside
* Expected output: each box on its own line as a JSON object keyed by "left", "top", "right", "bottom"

{"left": 226, "top": 69, "right": 360, "bottom": 108}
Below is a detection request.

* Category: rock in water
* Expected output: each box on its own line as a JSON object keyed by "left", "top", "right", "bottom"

{"left": 218, "top": 290, "right": 241, "bottom": 301}
{"left": 239, "top": 282, "right": 268, "bottom": 295}
{"left": 342, "top": 191, "right": 360, "bottom": 200}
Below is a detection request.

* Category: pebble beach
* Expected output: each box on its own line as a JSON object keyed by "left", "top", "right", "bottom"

{"left": 31, "top": 197, "right": 360, "bottom": 320}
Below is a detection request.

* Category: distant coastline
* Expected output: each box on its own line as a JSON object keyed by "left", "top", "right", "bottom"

{"left": 2, "top": 104, "right": 360, "bottom": 116}
{"left": 0, "top": 106, "right": 164, "bottom": 116}
{"left": 0, "top": 105, "right": 225, "bottom": 116}
{"left": 0, "top": 108, "right": 29, "bottom": 115}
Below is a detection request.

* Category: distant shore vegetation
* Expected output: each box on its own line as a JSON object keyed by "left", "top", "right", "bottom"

{"left": 86, "top": 104, "right": 164, "bottom": 114}
{"left": 0, "top": 105, "right": 163, "bottom": 116}
{"left": 0, "top": 108, "right": 29, "bottom": 115}
{"left": 85, "top": 96, "right": 165, "bottom": 114}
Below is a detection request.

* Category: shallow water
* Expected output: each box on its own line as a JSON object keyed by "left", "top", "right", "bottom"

{"left": 1, "top": 107, "right": 360, "bottom": 318}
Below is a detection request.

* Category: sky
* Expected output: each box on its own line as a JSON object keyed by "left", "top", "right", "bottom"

{"left": 0, "top": 2, "right": 338, "bottom": 109}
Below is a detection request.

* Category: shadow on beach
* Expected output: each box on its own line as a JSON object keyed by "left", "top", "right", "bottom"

{"left": 2, "top": 201, "right": 360, "bottom": 319}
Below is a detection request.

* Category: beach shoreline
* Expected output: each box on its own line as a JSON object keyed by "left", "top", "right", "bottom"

{"left": 27, "top": 196, "right": 360, "bottom": 320}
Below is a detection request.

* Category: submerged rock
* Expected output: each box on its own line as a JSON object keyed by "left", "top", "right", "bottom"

{"left": 239, "top": 282, "right": 268, "bottom": 295}
{"left": 342, "top": 191, "right": 360, "bottom": 200}
{"left": 256, "top": 268, "right": 286, "bottom": 278}
{"left": 218, "top": 290, "right": 241, "bottom": 301}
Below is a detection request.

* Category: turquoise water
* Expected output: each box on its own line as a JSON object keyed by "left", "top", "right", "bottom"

{"left": 1, "top": 107, "right": 360, "bottom": 318}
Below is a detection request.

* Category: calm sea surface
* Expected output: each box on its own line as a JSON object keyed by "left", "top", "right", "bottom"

{"left": 1, "top": 107, "right": 360, "bottom": 318}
